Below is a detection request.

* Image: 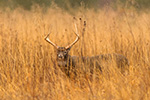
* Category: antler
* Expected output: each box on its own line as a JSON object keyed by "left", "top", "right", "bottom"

{"left": 44, "top": 33, "right": 59, "bottom": 49}
{"left": 65, "top": 23, "right": 80, "bottom": 49}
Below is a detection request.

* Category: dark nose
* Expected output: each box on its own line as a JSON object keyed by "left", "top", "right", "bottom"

{"left": 58, "top": 55, "right": 63, "bottom": 58}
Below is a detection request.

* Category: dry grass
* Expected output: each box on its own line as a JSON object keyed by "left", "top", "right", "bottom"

{"left": 0, "top": 8, "right": 150, "bottom": 100}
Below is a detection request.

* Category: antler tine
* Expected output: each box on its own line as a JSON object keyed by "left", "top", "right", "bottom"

{"left": 65, "top": 23, "right": 80, "bottom": 49}
{"left": 45, "top": 33, "right": 58, "bottom": 49}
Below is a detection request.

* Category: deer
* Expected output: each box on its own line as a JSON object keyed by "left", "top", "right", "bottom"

{"left": 44, "top": 22, "right": 129, "bottom": 78}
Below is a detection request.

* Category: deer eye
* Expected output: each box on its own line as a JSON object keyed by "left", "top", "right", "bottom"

{"left": 64, "top": 51, "right": 67, "bottom": 54}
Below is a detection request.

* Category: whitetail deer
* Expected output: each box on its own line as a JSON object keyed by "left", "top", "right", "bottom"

{"left": 44, "top": 22, "right": 129, "bottom": 77}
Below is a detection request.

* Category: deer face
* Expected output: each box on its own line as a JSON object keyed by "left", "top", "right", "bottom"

{"left": 57, "top": 47, "right": 70, "bottom": 61}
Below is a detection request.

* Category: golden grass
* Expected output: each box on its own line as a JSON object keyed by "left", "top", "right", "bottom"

{"left": 0, "top": 8, "right": 150, "bottom": 100}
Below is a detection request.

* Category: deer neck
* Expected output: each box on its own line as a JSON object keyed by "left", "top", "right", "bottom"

{"left": 57, "top": 55, "right": 72, "bottom": 76}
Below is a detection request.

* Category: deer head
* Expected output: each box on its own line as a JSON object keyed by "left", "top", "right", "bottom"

{"left": 44, "top": 24, "right": 79, "bottom": 66}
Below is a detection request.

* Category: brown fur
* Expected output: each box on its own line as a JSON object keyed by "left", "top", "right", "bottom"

{"left": 56, "top": 47, "right": 129, "bottom": 77}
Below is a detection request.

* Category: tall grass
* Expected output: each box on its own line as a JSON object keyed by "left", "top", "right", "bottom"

{"left": 0, "top": 8, "right": 150, "bottom": 100}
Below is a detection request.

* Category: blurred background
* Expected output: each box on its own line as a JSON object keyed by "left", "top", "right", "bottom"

{"left": 0, "top": 0, "right": 149, "bottom": 12}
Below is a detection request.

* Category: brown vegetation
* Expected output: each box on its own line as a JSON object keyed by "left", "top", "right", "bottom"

{"left": 0, "top": 8, "right": 150, "bottom": 100}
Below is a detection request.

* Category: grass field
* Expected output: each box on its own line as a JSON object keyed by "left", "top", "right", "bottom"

{"left": 0, "top": 8, "right": 150, "bottom": 100}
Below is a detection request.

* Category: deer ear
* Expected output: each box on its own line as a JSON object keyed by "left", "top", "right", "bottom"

{"left": 66, "top": 47, "right": 71, "bottom": 51}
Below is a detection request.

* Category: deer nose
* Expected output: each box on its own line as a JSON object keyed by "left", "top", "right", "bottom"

{"left": 58, "top": 55, "right": 63, "bottom": 58}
